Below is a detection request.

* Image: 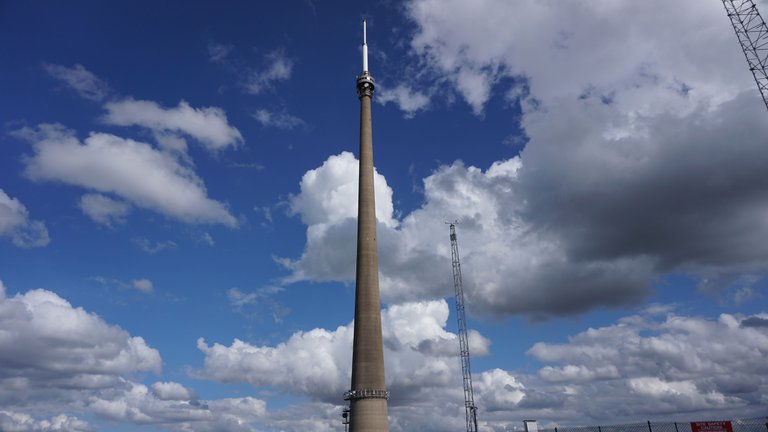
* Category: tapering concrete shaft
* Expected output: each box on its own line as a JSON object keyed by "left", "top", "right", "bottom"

{"left": 348, "top": 76, "right": 388, "bottom": 431}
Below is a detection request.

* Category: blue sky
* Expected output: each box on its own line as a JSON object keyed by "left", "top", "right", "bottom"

{"left": 1, "top": 1, "right": 768, "bottom": 431}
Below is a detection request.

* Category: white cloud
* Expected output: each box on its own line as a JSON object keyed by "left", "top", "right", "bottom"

{"left": 404, "top": 0, "right": 749, "bottom": 115}
{"left": 244, "top": 50, "right": 293, "bottom": 95}
{"left": 197, "top": 299, "right": 490, "bottom": 419}
{"left": 131, "top": 278, "right": 153, "bottom": 294}
{"left": 199, "top": 231, "right": 215, "bottom": 246}
{"left": 197, "top": 297, "right": 767, "bottom": 428}
{"left": 474, "top": 369, "right": 526, "bottom": 412}
{"left": 0, "top": 411, "right": 91, "bottom": 432}
{"left": 207, "top": 397, "right": 267, "bottom": 421}
{"left": 538, "top": 364, "right": 620, "bottom": 383}
{"left": 252, "top": 109, "right": 306, "bottom": 129}
{"left": 377, "top": 84, "right": 430, "bottom": 118}
{"left": 78, "top": 193, "right": 130, "bottom": 227}
{"left": 522, "top": 311, "right": 768, "bottom": 420}
{"left": 0, "top": 280, "right": 163, "bottom": 420}
{"left": 133, "top": 237, "right": 177, "bottom": 254}
{"left": 151, "top": 381, "right": 198, "bottom": 401}
{"left": 207, "top": 41, "right": 234, "bottom": 63}
{"left": 226, "top": 287, "right": 260, "bottom": 309}
{"left": 20, "top": 123, "right": 237, "bottom": 227}
{"left": 43, "top": 63, "right": 110, "bottom": 102}
{"left": 394, "top": 2, "right": 768, "bottom": 305}
{"left": 86, "top": 379, "right": 266, "bottom": 430}
{"left": 288, "top": 151, "right": 396, "bottom": 229}
{"left": 280, "top": 152, "right": 400, "bottom": 284}
{"left": 227, "top": 286, "right": 289, "bottom": 324}
{"left": 0, "top": 280, "right": 161, "bottom": 383}
{"left": 397, "top": 1, "right": 768, "bottom": 297}
{"left": 12, "top": 272, "right": 753, "bottom": 431}
{"left": 197, "top": 326, "right": 351, "bottom": 401}
{"left": 283, "top": 152, "right": 656, "bottom": 316}
{"left": 0, "top": 189, "right": 50, "bottom": 248}
{"left": 103, "top": 98, "right": 243, "bottom": 152}
{"left": 284, "top": 0, "right": 768, "bottom": 317}
{"left": 0, "top": 280, "right": 270, "bottom": 431}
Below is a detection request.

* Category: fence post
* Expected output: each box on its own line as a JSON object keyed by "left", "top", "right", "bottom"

{"left": 674, "top": 422, "right": 679, "bottom": 432}
{"left": 648, "top": 421, "right": 652, "bottom": 432}
{"left": 599, "top": 426, "right": 602, "bottom": 432}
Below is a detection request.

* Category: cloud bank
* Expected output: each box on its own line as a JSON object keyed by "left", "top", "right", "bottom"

{"left": 284, "top": 0, "right": 768, "bottom": 317}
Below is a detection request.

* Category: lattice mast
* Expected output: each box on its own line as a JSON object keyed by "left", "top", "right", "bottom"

{"left": 449, "top": 223, "right": 478, "bottom": 432}
{"left": 722, "top": 0, "right": 768, "bottom": 110}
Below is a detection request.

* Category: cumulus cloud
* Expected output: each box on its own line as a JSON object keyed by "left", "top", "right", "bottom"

{"left": 43, "top": 63, "right": 110, "bottom": 102}
{"left": 78, "top": 193, "right": 130, "bottom": 227}
{"left": 280, "top": 152, "right": 403, "bottom": 285}
{"left": 283, "top": 152, "right": 653, "bottom": 316}
{"left": 0, "top": 280, "right": 161, "bottom": 385}
{"left": 474, "top": 369, "right": 526, "bottom": 412}
{"left": 0, "top": 279, "right": 271, "bottom": 431}
{"left": 197, "top": 299, "right": 489, "bottom": 406}
{"left": 86, "top": 379, "right": 266, "bottom": 430}
{"left": 151, "top": 381, "right": 198, "bottom": 401}
{"left": 19, "top": 123, "right": 237, "bottom": 227}
{"left": 0, "top": 189, "right": 50, "bottom": 247}
{"left": 523, "top": 310, "right": 768, "bottom": 421}
{"left": 0, "top": 279, "right": 162, "bottom": 418}
{"left": 395, "top": 0, "right": 768, "bottom": 301}
{"left": 197, "top": 295, "right": 768, "bottom": 429}
{"left": 517, "top": 94, "right": 768, "bottom": 280}
{"left": 5, "top": 275, "right": 758, "bottom": 430}
{"left": 403, "top": 0, "right": 750, "bottom": 115}
{"left": 377, "top": 84, "right": 430, "bottom": 118}
{"left": 196, "top": 299, "right": 510, "bottom": 431}
{"left": 288, "top": 151, "right": 395, "bottom": 228}
{"left": 741, "top": 315, "right": 768, "bottom": 328}
{"left": 102, "top": 98, "right": 243, "bottom": 152}
{"left": 0, "top": 411, "right": 92, "bottom": 432}
{"left": 252, "top": 109, "right": 306, "bottom": 130}
{"left": 197, "top": 300, "right": 498, "bottom": 431}
{"left": 283, "top": 0, "right": 768, "bottom": 317}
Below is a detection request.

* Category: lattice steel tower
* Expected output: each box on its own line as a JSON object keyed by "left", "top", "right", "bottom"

{"left": 449, "top": 223, "right": 478, "bottom": 432}
{"left": 722, "top": 0, "right": 768, "bottom": 110}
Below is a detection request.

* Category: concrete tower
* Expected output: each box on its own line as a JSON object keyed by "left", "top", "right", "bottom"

{"left": 344, "top": 19, "right": 389, "bottom": 432}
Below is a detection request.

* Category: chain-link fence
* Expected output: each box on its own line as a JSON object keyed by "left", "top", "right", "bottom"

{"left": 538, "top": 417, "right": 768, "bottom": 432}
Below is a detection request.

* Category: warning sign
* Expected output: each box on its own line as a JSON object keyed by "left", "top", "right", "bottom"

{"left": 691, "top": 421, "right": 733, "bottom": 432}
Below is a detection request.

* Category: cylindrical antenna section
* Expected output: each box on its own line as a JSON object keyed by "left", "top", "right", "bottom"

{"left": 362, "top": 19, "right": 369, "bottom": 72}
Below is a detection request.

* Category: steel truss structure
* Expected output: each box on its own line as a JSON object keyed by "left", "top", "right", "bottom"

{"left": 449, "top": 223, "right": 479, "bottom": 432}
{"left": 722, "top": 0, "right": 768, "bottom": 110}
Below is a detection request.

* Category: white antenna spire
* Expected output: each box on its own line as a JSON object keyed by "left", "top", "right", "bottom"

{"left": 362, "top": 19, "right": 369, "bottom": 72}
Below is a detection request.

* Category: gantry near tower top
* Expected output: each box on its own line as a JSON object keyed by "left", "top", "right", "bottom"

{"left": 356, "top": 19, "right": 375, "bottom": 99}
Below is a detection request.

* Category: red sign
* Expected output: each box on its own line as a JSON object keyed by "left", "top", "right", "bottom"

{"left": 691, "top": 421, "right": 733, "bottom": 432}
